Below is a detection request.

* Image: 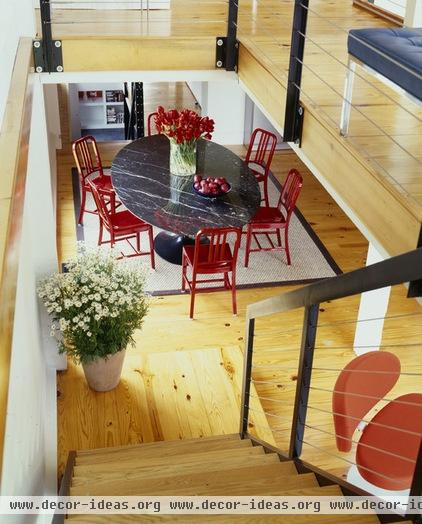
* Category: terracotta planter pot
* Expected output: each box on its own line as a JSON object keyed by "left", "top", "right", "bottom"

{"left": 82, "top": 349, "right": 126, "bottom": 392}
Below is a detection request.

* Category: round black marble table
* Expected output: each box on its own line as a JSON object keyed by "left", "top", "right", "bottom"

{"left": 111, "top": 135, "right": 261, "bottom": 264}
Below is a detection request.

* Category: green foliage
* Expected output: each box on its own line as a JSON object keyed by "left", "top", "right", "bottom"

{"left": 38, "top": 244, "right": 149, "bottom": 364}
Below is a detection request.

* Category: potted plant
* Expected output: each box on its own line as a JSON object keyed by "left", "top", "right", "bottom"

{"left": 38, "top": 244, "right": 149, "bottom": 392}
{"left": 154, "top": 106, "right": 214, "bottom": 176}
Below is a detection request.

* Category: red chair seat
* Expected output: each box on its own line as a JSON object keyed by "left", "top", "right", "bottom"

{"left": 250, "top": 206, "right": 286, "bottom": 225}
{"left": 88, "top": 178, "right": 155, "bottom": 266}
{"left": 333, "top": 351, "right": 401, "bottom": 453}
{"left": 181, "top": 227, "right": 241, "bottom": 319}
{"left": 356, "top": 393, "right": 422, "bottom": 490}
{"left": 84, "top": 174, "right": 113, "bottom": 193}
{"left": 248, "top": 161, "right": 266, "bottom": 181}
{"left": 109, "top": 210, "right": 151, "bottom": 233}
{"left": 183, "top": 243, "right": 234, "bottom": 273}
{"left": 244, "top": 169, "right": 303, "bottom": 267}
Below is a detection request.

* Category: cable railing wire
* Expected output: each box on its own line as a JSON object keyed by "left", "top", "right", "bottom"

{"left": 293, "top": 54, "right": 422, "bottom": 166}
{"left": 249, "top": 389, "right": 422, "bottom": 409}
{"left": 243, "top": 418, "right": 420, "bottom": 486}
{"left": 292, "top": 80, "right": 422, "bottom": 203}
{"left": 49, "top": 18, "right": 228, "bottom": 24}
{"left": 249, "top": 393, "right": 296, "bottom": 404}
{"left": 299, "top": 2, "right": 422, "bottom": 80}
{"left": 307, "top": 386, "right": 422, "bottom": 408}
{"left": 307, "top": 404, "right": 422, "bottom": 437}
{"left": 247, "top": 0, "right": 421, "bottom": 199}
{"left": 294, "top": 28, "right": 422, "bottom": 123}
{"left": 231, "top": 20, "right": 289, "bottom": 82}
{"left": 295, "top": 57, "right": 422, "bottom": 170}
{"left": 300, "top": 439, "right": 412, "bottom": 486}
{"left": 250, "top": 340, "right": 422, "bottom": 355}
{"left": 253, "top": 311, "right": 422, "bottom": 339}
{"left": 303, "top": 422, "right": 416, "bottom": 464}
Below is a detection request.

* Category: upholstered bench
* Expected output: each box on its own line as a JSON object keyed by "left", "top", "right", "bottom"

{"left": 340, "top": 27, "right": 422, "bottom": 136}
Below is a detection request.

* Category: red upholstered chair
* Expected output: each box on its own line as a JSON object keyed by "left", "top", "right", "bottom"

{"left": 181, "top": 227, "right": 241, "bottom": 319}
{"left": 333, "top": 351, "right": 422, "bottom": 491}
{"left": 88, "top": 179, "right": 155, "bottom": 267}
{"left": 147, "top": 112, "right": 159, "bottom": 136}
{"left": 244, "top": 169, "right": 303, "bottom": 267}
{"left": 245, "top": 128, "right": 277, "bottom": 207}
{"left": 72, "top": 135, "right": 119, "bottom": 225}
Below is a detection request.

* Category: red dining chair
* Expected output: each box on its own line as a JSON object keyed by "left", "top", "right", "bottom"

{"left": 333, "top": 351, "right": 422, "bottom": 491}
{"left": 72, "top": 135, "right": 119, "bottom": 225}
{"left": 181, "top": 227, "right": 242, "bottom": 319}
{"left": 244, "top": 169, "right": 303, "bottom": 267}
{"left": 245, "top": 128, "right": 278, "bottom": 207}
{"left": 88, "top": 179, "right": 155, "bottom": 267}
{"left": 147, "top": 112, "right": 159, "bottom": 136}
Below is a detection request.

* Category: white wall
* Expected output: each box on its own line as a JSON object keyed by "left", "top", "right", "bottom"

{"left": 0, "top": 0, "right": 35, "bottom": 128}
{"left": 187, "top": 80, "right": 245, "bottom": 145}
{"left": 244, "top": 95, "right": 284, "bottom": 148}
{"left": 0, "top": 78, "right": 61, "bottom": 523}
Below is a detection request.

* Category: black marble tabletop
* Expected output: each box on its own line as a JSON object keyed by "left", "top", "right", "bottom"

{"left": 111, "top": 135, "right": 261, "bottom": 237}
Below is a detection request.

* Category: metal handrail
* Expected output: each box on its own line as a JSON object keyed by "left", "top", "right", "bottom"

{"left": 246, "top": 247, "right": 422, "bottom": 320}
{"left": 240, "top": 246, "right": 422, "bottom": 521}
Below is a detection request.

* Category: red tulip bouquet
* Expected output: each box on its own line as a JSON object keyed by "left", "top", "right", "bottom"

{"left": 154, "top": 106, "right": 215, "bottom": 176}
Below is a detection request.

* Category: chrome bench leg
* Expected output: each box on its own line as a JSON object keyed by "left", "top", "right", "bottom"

{"left": 340, "top": 58, "right": 356, "bottom": 137}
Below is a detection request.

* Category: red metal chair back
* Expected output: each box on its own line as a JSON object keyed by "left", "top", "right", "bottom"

{"left": 147, "top": 112, "right": 159, "bottom": 136}
{"left": 193, "top": 227, "right": 241, "bottom": 270}
{"left": 72, "top": 135, "right": 104, "bottom": 183}
{"left": 356, "top": 392, "right": 422, "bottom": 490}
{"left": 332, "top": 351, "right": 401, "bottom": 452}
{"left": 245, "top": 128, "right": 277, "bottom": 171}
{"left": 277, "top": 169, "right": 303, "bottom": 220}
{"left": 87, "top": 179, "right": 113, "bottom": 231}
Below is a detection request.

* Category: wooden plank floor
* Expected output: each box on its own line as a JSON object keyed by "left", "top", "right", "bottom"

{"left": 56, "top": 81, "right": 422, "bottom": 485}
{"left": 58, "top": 346, "right": 275, "bottom": 474}
{"left": 41, "top": 0, "right": 422, "bottom": 213}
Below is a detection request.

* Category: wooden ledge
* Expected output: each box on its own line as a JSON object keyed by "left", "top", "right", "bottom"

{"left": 0, "top": 37, "right": 33, "bottom": 476}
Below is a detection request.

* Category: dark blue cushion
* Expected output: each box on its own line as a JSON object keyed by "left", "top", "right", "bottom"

{"left": 348, "top": 27, "right": 422, "bottom": 100}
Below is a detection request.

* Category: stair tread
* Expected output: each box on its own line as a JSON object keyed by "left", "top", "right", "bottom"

{"left": 67, "top": 487, "right": 380, "bottom": 523}
{"left": 68, "top": 515, "right": 380, "bottom": 523}
{"left": 76, "top": 445, "right": 266, "bottom": 473}
{"left": 72, "top": 452, "right": 292, "bottom": 487}
{"left": 71, "top": 464, "right": 314, "bottom": 496}
{"left": 77, "top": 434, "right": 242, "bottom": 456}
{"left": 76, "top": 435, "right": 252, "bottom": 465}
{"left": 70, "top": 464, "right": 318, "bottom": 496}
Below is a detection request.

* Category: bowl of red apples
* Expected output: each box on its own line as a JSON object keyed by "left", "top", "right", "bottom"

{"left": 193, "top": 175, "right": 231, "bottom": 199}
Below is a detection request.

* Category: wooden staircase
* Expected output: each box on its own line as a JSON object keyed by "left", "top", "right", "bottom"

{"left": 65, "top": 434, "right": 383, "bottom": 523}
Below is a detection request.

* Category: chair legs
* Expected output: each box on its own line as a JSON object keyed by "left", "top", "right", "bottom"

{"left": 98, "top": 220, "right": 104, "bottom": 245}
{"left": 244, "top": 226, "right": 252, "bottom": 268}
{"left": 181, "top": 254, "right": 187, "bottom": 292}
{"left": 78, "top": 186, "right": 87, "bottom": 225}
{"left": 262, "top": 178, "right": 270, "bottom": 207}
{"left": 244, "top": 226, "right": 292, "bottom": 266}
{"left": 231, "top": 270, "right": 237, "bottom": 316}
{"left": 182, "top": 263, "right": 236, "bottom": 318}
{"left": 189, "top": 274, "right": 197, "bottom": 319}
{"left": 285, "top": 227, "right": 291, "bottom": 265}
{"left": 147, "top": 226, "right": 156, "bottom": 269}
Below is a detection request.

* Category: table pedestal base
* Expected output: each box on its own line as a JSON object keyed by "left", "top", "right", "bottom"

{"left": 154, "top": 232, "right": 195, "bottom": 265}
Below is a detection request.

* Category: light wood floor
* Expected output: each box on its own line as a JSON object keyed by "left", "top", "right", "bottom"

{"left": 39, "top": 0, "right": 422, "bottom": 212}
{"left": 56, "top": 82, "right": 422, "bottom": 487}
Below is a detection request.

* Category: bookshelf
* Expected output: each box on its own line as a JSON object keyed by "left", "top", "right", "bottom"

{"left": 70, "top": 83, "right": 126, "bottom": 135}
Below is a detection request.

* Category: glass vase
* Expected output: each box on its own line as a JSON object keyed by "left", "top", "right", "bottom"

{"left": 169, "top": 139, "right": 197, "bottom": 176}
